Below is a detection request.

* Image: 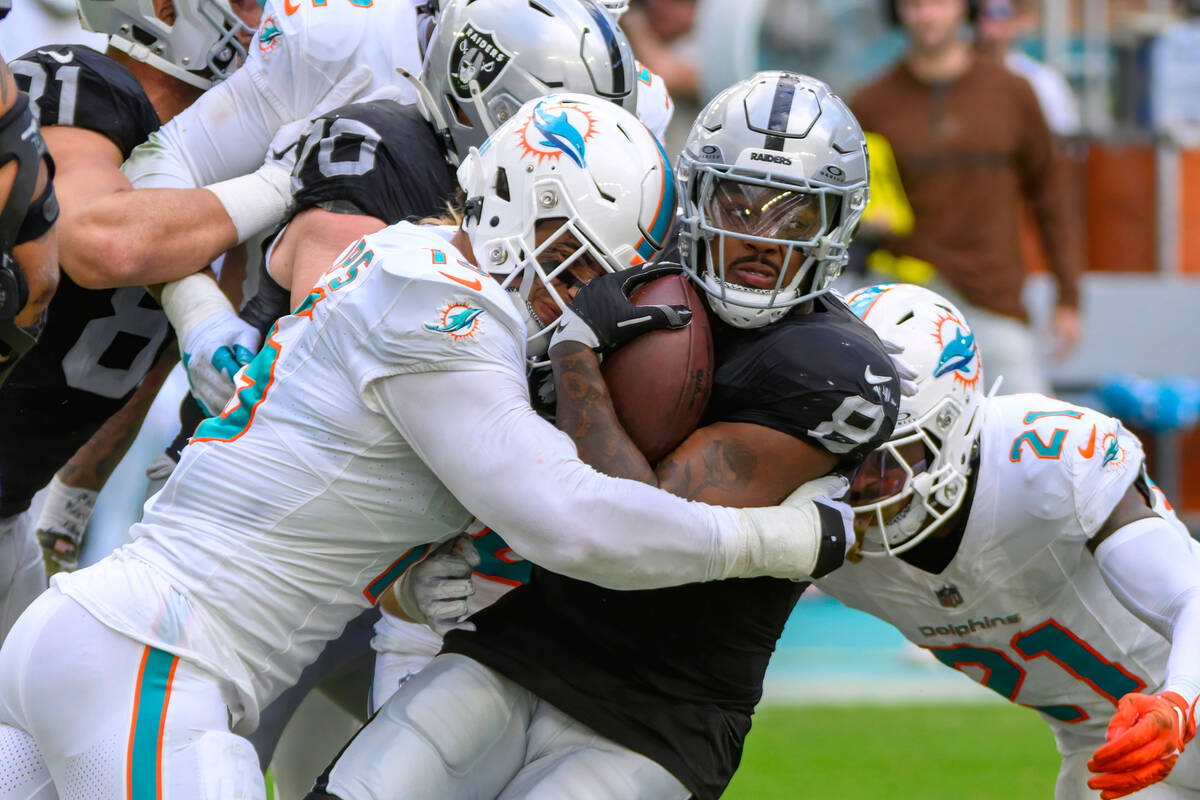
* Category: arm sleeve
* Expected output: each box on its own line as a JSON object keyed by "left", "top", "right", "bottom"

{"left": 121, "top": 62, "right": 287, "bottom": 189}
{"left": 1094, "top": 516, "right": 1200, "bottom": 703}
{"left": 368, "top": 368, "right": 743, "bottom": 590}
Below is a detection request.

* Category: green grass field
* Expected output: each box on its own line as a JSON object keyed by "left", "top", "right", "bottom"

{"left": 724, "top": 703, "right": 1061, "bottom": 799}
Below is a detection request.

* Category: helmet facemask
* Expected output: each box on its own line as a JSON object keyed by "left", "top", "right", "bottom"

{"left": 81, "top": 0, "right": 258, "bottom": 89}
{"left": 849, "top": 395, "right": 973, "bottom": 557}
{"left": 676, "top": 72, "right": 870, "bottom": 330}
{"left": 684, "top": 162, "right": 862, "bottom": 328}
{"left": 488, "top": 216, "right": 622, "bottom": 367}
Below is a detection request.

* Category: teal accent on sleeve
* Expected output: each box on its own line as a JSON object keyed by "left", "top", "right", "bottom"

{"left": 129, "top": 647, "right": 178, "bottom": 799}
{"left": 363, "top": 547, "right": 429, "bottom": 604}
{"left": 474, "top": 530, "right": 532, "bottom": 585}
{"left": 193, "top": 333, "right": 281, "bottom": 442}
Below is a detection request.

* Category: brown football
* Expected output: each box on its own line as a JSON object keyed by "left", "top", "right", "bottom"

{"left": 602, "top": 274, "right": 714, "bottom": 462}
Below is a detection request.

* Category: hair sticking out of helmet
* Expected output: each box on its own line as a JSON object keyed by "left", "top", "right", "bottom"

{"left": 419, "top": 0, "right": 639, "bottom": 164}
{"left": 455, "top": 93, "right": 675, "bottom": 367}
{"left": 677, "top": 71, "right": 869, "bottom": 329}
{"left": 77, "top": 0, "right": 258, "bottom": 89}
{"left": 842, "top": 283, "right": 995, "bottom": 557}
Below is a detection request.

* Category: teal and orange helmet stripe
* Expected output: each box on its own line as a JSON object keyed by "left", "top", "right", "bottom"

{"left": 126, "top": 646, "right": 179, "bottom": 800}
{"left": 633, "top": 135, "right": 676, "bottom": 264}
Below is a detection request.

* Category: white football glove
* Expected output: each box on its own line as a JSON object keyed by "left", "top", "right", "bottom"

{"left": 35, "top": 475, "right": 99, "bottom": 576}
{"left": 181, "top": 309, "right": 261, "bottom": 417}
{"left": 878, "top": 335, "right": 920, "bottom": 397}
{"left": 392, "top": 534, "right": 481, "bottom": 636}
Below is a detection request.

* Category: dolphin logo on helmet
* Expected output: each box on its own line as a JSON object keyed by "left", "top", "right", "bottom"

{"left": 934, "top": 327, "right": 976, "bottom": 378}
{"left": 532, "top": 103, "right": 589, "bottom": 168}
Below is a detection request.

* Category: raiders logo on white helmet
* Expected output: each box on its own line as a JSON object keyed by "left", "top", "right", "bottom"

{"left": 448, "top": 23, "right": 513, "bottom": 100}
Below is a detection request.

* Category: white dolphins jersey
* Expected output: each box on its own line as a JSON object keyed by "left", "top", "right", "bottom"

{"left": 55, "top": 222, "right": 526, "bottom": 732}
{"left": 247, "top": 0, "right": 420, "bottom": 121}
{"left": 125, "top": 0, "right": 422, "bottom": 188}
{"left": 634, "top": 60, "right": 674, "bottom": 143}
{"left": 818, "top": 393, "right": 1190, "bottom": 756}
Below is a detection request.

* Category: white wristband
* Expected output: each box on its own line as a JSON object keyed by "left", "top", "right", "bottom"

{"left": 36, "top": 475, "right": 99, "bottom": 539}
{"left": 722, "top": 476, "right": 853, "bottom": 581}
{"left": 160, "top": 273, "right": 235, "bottom": 346}
{"left": 204, "top": 162, "right": 292, "bottom": 245}
{"left": 727, "top": 504, "right": 824, "bottom": 580}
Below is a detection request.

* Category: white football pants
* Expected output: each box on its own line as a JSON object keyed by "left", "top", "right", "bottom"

{"left": 319, "top": 653, "right": 689, "bottom": 800}
{"left": 0, "top": 588, "right": 263, "bottom": 800}
{"left": 368, "top": 613, "right": 443, "bottom": 714}
{"left": 0, "top": 511, "right": 47, "bottom": 645}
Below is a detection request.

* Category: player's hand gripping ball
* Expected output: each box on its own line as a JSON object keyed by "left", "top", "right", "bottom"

{"left": 550, "top": 263, "right": 713, "bottom": 461}
{"left": 1088, "top": 690, "right": 1198, "bottom": 799}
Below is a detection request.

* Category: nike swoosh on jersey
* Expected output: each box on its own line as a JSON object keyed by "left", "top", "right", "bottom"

{"left": 864, "top": 365, "right": 891, "bottom": 385}
{"left": 284, "top": 0, "right": 301, "bottom": 15}
{"left": 1078, "top": 425, "right": 1097, "bottom": 458}
{"left": 439, "top": 271, "right": 482, "bottom": 291}
{"left": 38, "top": 49, "right": 74, "bottom": 64}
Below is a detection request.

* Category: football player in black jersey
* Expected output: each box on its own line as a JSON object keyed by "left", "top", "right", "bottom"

{"left": 0, "top": 0, "right": 262, "bottom": 640}
{"left": 306, "top": 73, "right": 913, "bottom": 800}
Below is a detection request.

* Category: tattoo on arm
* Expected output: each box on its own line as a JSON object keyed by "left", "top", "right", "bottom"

{"left": 656, "top": 438, "right": 758, "bottom": 501}
{"left": 551, "top": 342, "right": 657, "bottom": 486}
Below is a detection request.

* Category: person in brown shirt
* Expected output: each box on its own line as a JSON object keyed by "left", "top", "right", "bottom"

{"left": 852, "top": 0, "right": 1083, "bottom": 394}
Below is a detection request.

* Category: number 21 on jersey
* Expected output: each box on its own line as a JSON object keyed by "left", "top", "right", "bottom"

{"left": 928, "top": 618, "right": 1145, "bottom": 722}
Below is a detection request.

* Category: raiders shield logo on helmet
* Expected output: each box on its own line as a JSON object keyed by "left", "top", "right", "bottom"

{"left": 448, "top": 23, "right": 512, "bottom": 100}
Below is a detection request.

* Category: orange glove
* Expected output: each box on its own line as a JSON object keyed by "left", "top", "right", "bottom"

{"left": 1087, "top": 691, "right": 1197, "bottom": 799}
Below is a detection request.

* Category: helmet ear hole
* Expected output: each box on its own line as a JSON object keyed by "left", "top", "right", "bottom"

{"left": 494, "top": 168, "right": 510, "bottom": 203}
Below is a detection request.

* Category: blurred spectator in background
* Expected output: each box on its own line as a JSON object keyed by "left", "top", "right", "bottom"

{"left": 851, "top": 0, "right": 1084, "bottom": 395}
{"left": 621, "top": 0, "right": 699, "bottom": 100}
{"left": 976, "top": 0, "right": 1081, "bottom": 137}
{"left": 0, "top": 0, "right": 108, "bottom": 57}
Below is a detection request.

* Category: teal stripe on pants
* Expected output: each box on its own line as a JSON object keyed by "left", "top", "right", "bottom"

{"left": 130, "top": 647, "right": 177, "bottom": 800}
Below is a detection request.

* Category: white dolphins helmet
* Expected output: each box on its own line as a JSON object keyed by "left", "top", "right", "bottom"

{"left": 677, "top": 71, "right": 869, "bottom": 329}
{"left": 456, "top": 92, "right": 675, "bottom": 364}
{"left": 843, "top": 283, "right": 987, "bottom": 556}
{"left": 77, "top": 0, "right": 257, "bottom": 89}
